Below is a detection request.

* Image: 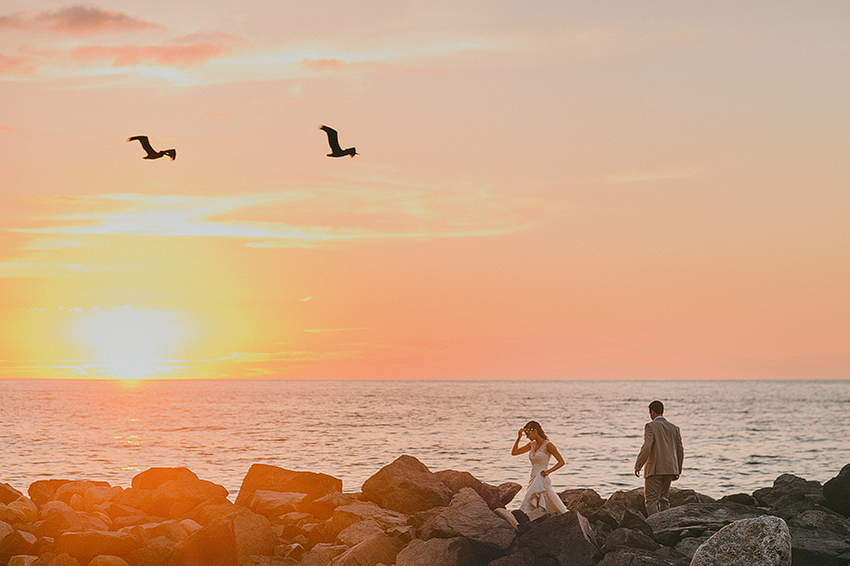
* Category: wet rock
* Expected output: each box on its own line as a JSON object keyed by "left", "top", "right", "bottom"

{"left": 690, "top": 515, "right": 791, "bottom": 566}
{"left": 823, "top": 463, "right": 850, "bottom": 518}
{"left": 330, "top": 532, "right": 406, "bottom": 566}
{"left": 395, "top": 537, "right": 480, "bottom": 566}
{"left": 0, "top": 483, "right": 24, "bottom": 505}
{"left": 132, "top": 467, "right": 199, "bottom": 491}
{"left": 55, "top": 531, "right": 141, "bottom": 566}
{"left": 517, "top": 510, "right": 601, "bottom": 566}
{"left": 435, "top": 470, "right": 521, "bottom": 510}
{"left": 362, "top": 455, "right": 453, "bottom": 514}
{"left": 428, "top": 488, "right": 516, "bottom": 551}
{"left": 645, "top": 502, "right": 767, "bottom": 546}
{"left": 172, "top": 510, "right": 275, "bottom": 566}
{"left": 235, "top": 464, "right": 342, "bottom": 508}
{"left": 601, "top": 527, "right": 659, "bottom": 554}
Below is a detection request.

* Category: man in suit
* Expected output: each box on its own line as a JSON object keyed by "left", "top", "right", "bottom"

{"left": 634, "top": 400, "right": 684, "bottom": 515}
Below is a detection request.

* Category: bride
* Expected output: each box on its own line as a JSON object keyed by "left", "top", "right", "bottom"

{"left": 511, "top": 420, "right": 568, "bottom": 517}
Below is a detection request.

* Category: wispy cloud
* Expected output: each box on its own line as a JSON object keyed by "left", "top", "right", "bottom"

{"left": 0, "top": 53, "right": 35, "bottom": 76}
{"left": 0, "top": 260, "right": 119, "bottom": 278}
{"left": 0, "top": 5, "right": 163, "bottom": 35}
{"left": 70, "top": 33, "right": 244, "bottom": 68}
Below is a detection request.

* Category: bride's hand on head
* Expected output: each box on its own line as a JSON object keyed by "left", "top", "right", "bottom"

{"left": 517, "top": 428, "right": 525, "bottom": 440}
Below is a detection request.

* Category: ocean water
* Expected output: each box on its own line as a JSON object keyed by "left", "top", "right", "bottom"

{"left": 1, "top": 379, "right": 848, "bottom": 503}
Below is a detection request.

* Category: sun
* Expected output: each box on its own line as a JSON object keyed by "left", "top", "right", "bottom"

{"left": 67, "top": 308, "right": 193, "bottom": 379}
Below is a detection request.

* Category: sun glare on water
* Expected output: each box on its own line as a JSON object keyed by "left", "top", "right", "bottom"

{"left": 68, "top": 309, "right": 193, "bottom": 379}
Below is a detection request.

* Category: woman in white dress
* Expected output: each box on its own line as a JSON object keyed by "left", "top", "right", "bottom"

{"left": 511, "top": 420, "right": 568, "bottom": 516}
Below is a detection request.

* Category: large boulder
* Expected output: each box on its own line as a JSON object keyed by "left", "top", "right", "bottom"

{"left": 517, "top": 511, "right": 601, "bottom": 566}
{"left": 330, "top": 532, "right": 407, "bottom": 566}
{"left": 645, "top": 502, "right": 767, "bottom": 546}
{"left": 0, "top": 483, "right": 23, "bottom": 505}
{"left": 435, "top": 470, "right": 521, "bottom": 510}
{"left": 139, "top": 478, "right": 229, "bottom": 518}
{"left": 596, "top": 548, "right": 689, "bottom": 566}
{"left": 601, "top": 527, "right": 659, "bottom": 554}
{"left": 248, "top": 490, "right": 307, "bottom": 517}
{"left": 823, "top": 463, "right": 850, "bottom": 517}
{"left": 235, "top": 464, "right": 342, "bottom": 507}
{"left": 785, "top": 507, "right": 850, "bottom": 566}
{"left": 395, "top": 537, "right": 480, "bottom": 566}
{"left": 0, "top": 528, "right": 38, "bottom": 563}
{"left": 362, "top": 455, "right": 453, "bottom": 514}
{"left": 28, "top": 480, "right": 70, "bottom": 507}
{"left": 753, "top": 474, "right": 826, "bottom": 507}
{"left": 558, "top": 488, "right": 606, "bottom": 516}
{"left": 690, "top": 515, "right": 791, "bottom": 566}
{"left": 172, "top": 510, "right": 274, "bottom": 566}
{"left": 55, "top": 531, "right": 141, "bottom": 566}
{"left": 488, "top": 548, "right": 535, "bottom": 566}
{"left": 428, "top": 488, "right": 516, "bottom": 551}
{"left": 132, "top": 467, "right": 200, "bottom": 490}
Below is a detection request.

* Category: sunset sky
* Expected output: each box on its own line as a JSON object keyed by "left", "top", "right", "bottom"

{"left": 1, "top": 1, "right": 848, "bottom": 380}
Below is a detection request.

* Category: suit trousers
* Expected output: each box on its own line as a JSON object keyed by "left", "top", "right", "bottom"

{"left": 644, "top": 474, "right": 676, "bottom": 515}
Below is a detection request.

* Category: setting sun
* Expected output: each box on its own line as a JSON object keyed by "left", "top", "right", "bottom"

{"left": 66, "top": 308, "right": 193, "bottom": 379}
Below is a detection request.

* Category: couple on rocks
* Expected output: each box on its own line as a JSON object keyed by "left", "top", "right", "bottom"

{"left": 504, "top": 400, "right": 684, "bottom": 526}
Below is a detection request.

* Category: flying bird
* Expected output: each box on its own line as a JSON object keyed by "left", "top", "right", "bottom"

{"left": 319, "top": 125, "right": 357, "bottom": 158}
{"left": 127, "top": 135, "right": 176, "bottom": 160}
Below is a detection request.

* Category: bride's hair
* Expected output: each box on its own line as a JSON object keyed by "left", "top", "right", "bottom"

{"left": 524, "top": 420, "right": 548, "bottom": 440}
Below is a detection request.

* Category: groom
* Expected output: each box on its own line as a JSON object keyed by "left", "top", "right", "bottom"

{"left": 634, "top": 400, "right": 684, "bottom": 515}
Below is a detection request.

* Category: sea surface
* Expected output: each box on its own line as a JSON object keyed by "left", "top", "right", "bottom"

{"left": 1, "top": 379, "right": 848, "bottom": 503}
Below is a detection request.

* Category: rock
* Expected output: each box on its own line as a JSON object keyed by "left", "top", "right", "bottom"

{"left": 53, "top": 481, "right": 107, "bottom": 504}
{"left": 669, "top": 488, "right": 715, "bottom": 507}
{"left": 330, "top": 533, "right": 406, "bottom": 566}
{"left": 0, "top": 504, "right": 26, "bottom": 524}
{"left": 596, "top": 547, "right": 688, "bottom": 566}
{"left": 172, "top": 509, "right": 274, "bottom": 566}
{"left": 435, "top": 470, "right": 521, "bottom": 510}
{"left": 690, "top": 515, "right": 791, "bottom": 566}
{"left": 0, "top": 483, "right": 24, "bottom": 505}
{"left": 785, "top": 507, "right": 850, "bottom": 566}
{"left": 753, "top": 474, "right": 826, "bottom": 508}
{"left": 337, "top": 518, "right": 385, "bottom": 546}
{"left": 7, "top": 498, "right": 39, "bottom": 523}
{"left": 249, "top": 491, "right": 308, "bottom": 517}
{"left": 395, "top": 537, "right": 480, "bottom": 566}
{"left": 55, "top": 531, "right": 141, "bottom": 566}
{"left": 297, "top": 543, "right": 348, "bottom": 566}
{"left": 645, "top": 502, "right": 767, "bottom": 546}
{"left": 28, "top": 480, "right": 70, "bottom": 507}
{"left": 83, "top": 486, "right": 124, "bottom": 513}
{"left": 1, "top": 528, "right": 38, "bottom": 563}
{"left": 303, "top": 491, "right": 361, "bottom": 520}
{"left": 132, "top": 467, "right": 200, "bottom": 490}
{"left": 362, "top": 455, "right": 453, "bottom": 514}
{"left": 674, "top": 535, "right": 710, "bottom": 559}
{"left": 601, "top": 527, "right": 659, "bottom": 553}
{"left": 235, "top": 464, "right": 342, "bottom": 507}
{"left": 331, "top": 502, "right": 410, "bottom": 532}
{"left": 87, "top": 557, "right": 131, "bottom": 566}
{"left": 140, "top": 478, "right": 229, "bottom": 518}
{"left": 591, "top": 489, "right": 647, "bottom": 527}
{"left": 487, "top": 548, "right": 535, "bottom": 566}
{"left": 517, "top": 511, "right": 601, "bottom": 566}
{"left": 718, "top": 493, "right": 758, "bottom": 506}
{"left": 558, "top": 488, "right": 606, "bottom": 516}
{"left": 619, "top": 508, "right": 654, "bottom": 538}
{"left": 32, "top": 553, "right": 81, "bottom": 566}
{"left": 428, "top": 488, "right": 516, "bottom": 551}
{"left": 7, "top": 556, "right": 38, "bottom": 566}
{"left": 124, "top": 519, "right": 191, "bottom": 543}
{"left": 823, "top": 463, "right": 850, "bottom": 517}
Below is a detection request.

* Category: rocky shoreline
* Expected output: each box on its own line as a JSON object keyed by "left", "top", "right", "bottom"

{"left": 1, "top": 456, "right": 849, "bottom": 566}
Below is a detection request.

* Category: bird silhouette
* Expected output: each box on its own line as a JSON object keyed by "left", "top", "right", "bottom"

{"left": 127, "top": 135, "right": 176, "bottom": 160}
{"left": 319, "top": 125, "right": 357, "bottom": 158}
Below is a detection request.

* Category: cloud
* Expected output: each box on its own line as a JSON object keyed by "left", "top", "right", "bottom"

{"left": 0, "top": 260, "right": 119, "bottom": 278}
{"left": 0, "top": 5, "right": 163, "bottom": 35}
{"left": 70, "top": 33, "right": 244, "bottom": 68}
{"left": 0, "top": 53, "right": 35, "bottom": 76}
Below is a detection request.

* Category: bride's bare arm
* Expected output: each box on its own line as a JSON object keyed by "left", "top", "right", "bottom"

{"left": 541, "top": 443, "right": 565, "bottom": 477}
{"left": 512, "top": 428, "right": 531, "bottom": 456}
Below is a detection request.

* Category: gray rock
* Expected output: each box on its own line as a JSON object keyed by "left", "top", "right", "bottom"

{"left": 558, "top": 488, "right": 606, "bottom": 516}
{"left": 690, "top": 515, "right": 791, "bottom": 566}
{"left": 823, "top": 463, "right": 850, "bottom": 518}
{"left": 362, "top": 455, "right": 453, "bottom": 514}
{"left": 669, "top": 488, "right": 716, "bottom": 507}
{"left": 487, "top": 548, "right": 535, "bottom": 566}
{"left": 395, "top": 537, "right": 481, "bottom": 566}
{"left": 718, "top": 493, "right": 758, "bottom": 506}
{"left": 785, "top": 507, "right": 850, "bottom": 566}
{"left": 645, "top": 502, "right": 767, "bottom": 546}
{"left": 430, "top": 488, "right": 516, "bottom": 551}
{"left": 435, "top": 470, "right": 521, "bottom": 510}
{"left": 330, "top": 532, "right": 406, "bottom": 566}
{"left": 235, "top": 464, "right": 342, "bottom": 508}
{"left": 602, "top": 527, "right": 660, "bottom": 553}
{"left": 753, "top": 474, "right": 826, "bottom": 508}
{"left": 675, "top": 536, "right": 710, "bottom": 559}
{"left": 517, "top": 510, "right": 601, "bottom": 566}
{"left": 596, "top": 548, "right": 688, "bottom": 566}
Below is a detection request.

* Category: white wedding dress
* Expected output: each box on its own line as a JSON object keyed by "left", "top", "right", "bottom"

{"left": 519, "top": 440, "right": 568, "bottom": 515}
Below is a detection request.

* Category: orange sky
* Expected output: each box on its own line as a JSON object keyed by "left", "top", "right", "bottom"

{"left": 1, "top": 1, "right": 849, "bottom": 380}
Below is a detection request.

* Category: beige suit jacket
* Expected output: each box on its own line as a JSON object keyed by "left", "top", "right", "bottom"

{"left": 634, "top": 415, "right": 684, "bottom": 477}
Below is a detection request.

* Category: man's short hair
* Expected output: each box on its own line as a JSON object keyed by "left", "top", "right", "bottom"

{"left": 649, "top": 400, "right": 664, "bottom": 415}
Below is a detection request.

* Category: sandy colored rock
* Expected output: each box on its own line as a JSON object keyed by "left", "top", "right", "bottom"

{"left": 690, "top": 515, "right": 791, "bottom": 566}
{"left": 87, "top": 557, "right": 131, "bottom": 566}
{"left": 132, "top": 468, "right": 200, "bottom": 491}
{"left": 362, "top": 455, "right": 453, "bottom": 514}
{"left": 395, "top": 537, "right": 478, "bottom": 566}
{"left": 430, "top": 487, "right": 516, "bottom": 550}
{"left": 0, "top": 483, "right": 24, "bottom": 506}
{"left": 235, "top": 463, "right": 342, "bottom": 508}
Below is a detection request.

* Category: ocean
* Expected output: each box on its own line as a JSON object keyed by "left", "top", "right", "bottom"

{"left": 1, "top": 379, "right": 848, "bottom": 503}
